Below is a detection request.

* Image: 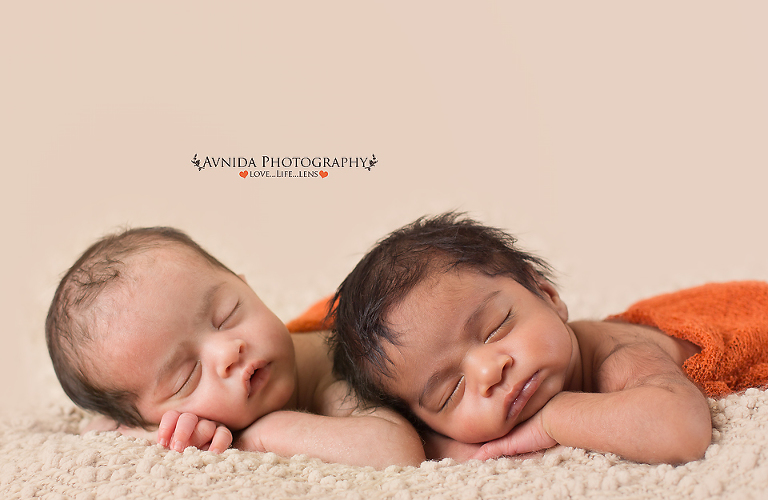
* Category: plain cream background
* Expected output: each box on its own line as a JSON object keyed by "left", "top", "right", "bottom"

{"left": 2, "top": 2, "right": 766, "bottom": 414}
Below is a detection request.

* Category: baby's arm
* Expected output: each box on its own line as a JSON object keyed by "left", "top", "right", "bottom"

{"left": 475, "top": 339, "right": 712, "bottom": 464}
{"left": 234, "top": 380, "right": 426, "bottom": 468}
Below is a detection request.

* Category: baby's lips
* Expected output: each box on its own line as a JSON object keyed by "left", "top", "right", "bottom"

{"left": 242, "top": 359, "right": 269, "bottom": 397}
{"left": 505, "top": 371, "right": 540, "bottom": 423}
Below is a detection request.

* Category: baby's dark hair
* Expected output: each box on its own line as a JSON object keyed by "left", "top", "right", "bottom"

{"left": 45, "top": 227, "right": 234, "bottom": 428}
{"left": 329, "top": 212, "right": 553, "bottom": 424}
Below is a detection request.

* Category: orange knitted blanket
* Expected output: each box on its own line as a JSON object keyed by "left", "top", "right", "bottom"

{"left": 608, "top": 281, "right": 768, "bottom": 397}
{"left": 285, "top": 297, "right": 336, "bottom": 333}
{"left": 288, "top": 281, "right": 768, "bottom": 398}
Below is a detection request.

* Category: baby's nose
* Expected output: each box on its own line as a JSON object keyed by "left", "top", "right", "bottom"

{"left": 210, "top": 337, "right": 245, "bottom": 378}
{"left": 465, "top": 347, "right": 512, "bottom": 397}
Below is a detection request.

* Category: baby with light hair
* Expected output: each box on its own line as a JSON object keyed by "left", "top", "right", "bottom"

{"left": 46, "top": 226, "right": 424, "bottom": 467}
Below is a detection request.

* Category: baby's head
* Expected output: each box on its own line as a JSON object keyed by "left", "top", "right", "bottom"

{"left": 47, "top": 228, "right": 296, "bottom": 430}
{"left": 332, "top": 213, "right": 578, "bottom": 442}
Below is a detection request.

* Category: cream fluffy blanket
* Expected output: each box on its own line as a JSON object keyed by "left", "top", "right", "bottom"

{"left": 1, "top": 386, "right": 767, "bottom": 498}
{"left": 4, "top": 282, "right": 768, "bottom": 500}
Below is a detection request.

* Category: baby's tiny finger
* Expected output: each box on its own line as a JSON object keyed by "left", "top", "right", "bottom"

{"left": 190, "top": 419, "right": 216, "bottom": 448}
{"left": 470, "top": 442, "right": 499, "bottom": 461}
{"left": 171, "top": 413, "right": 199, "bottom": 452}
{"left": 157, "top": 410, "right": 181, "bottom": 448}
{"left": 469, "top": 449, "right": 488, "bottom": 461}
{"left": 208, "top": 426, "right": 233, "bottom": 454}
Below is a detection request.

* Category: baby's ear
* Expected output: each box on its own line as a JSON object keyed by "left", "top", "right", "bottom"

{"left": 536, "top": 279, "right": 569, "bottom": 322}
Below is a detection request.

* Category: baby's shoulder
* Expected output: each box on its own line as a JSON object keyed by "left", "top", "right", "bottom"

{"left": 312, "top": 378, "right": 364, "bottom": 418}
{"left": 573, "top": 320, "right": 695, "bottom": 392}
{"left": 291, "top": 330, "right": 333, "bottom": 365}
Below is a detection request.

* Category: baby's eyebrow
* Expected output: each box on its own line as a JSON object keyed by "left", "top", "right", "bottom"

{"left": 416, "top": 290, "right": 501, "bottom": 408}
{"left": 418, "top": 369, "right": 451, "bottom": 408}
{"left": 196, "top": 282, "right": 225, "bottom": 323}
{"left": 462, "top": 290, "right": 500, "bottom": 340}
{"left": 156, "top": 344, "right": 190, "bottom": 394}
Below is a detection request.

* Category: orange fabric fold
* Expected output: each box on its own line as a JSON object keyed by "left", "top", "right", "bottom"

{"left": 608, "top": 281, "right": 768, "bottom": 397}
{"left": 285, "top": 296, "right": 336, "bottom": 333}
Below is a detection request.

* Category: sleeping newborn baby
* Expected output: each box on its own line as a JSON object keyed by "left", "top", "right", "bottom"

{"left": 327, "top": 213, "right": 768, "bottom": 463}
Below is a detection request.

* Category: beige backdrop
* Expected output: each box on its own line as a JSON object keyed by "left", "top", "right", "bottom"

{"left": 2, "top": 1, "right": 767, "bottom": 414}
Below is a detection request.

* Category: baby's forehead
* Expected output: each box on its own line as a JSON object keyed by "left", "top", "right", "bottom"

{"left": 123, "top": 243, "right": 217, "bottom": 279}
{"left": 91, "top": 244, "right": 212, "bottom": 315}
{"left": 390, "top": 267, "right": 484, "bottom": 315}
{"left": 129, "top": 242, "right": 203, "bottom": 265}
{"left": 391, "top": 267, "right": 536, "bottom": 327}
{"left": 407, "top": 265, "right": 495, "bottom": 297}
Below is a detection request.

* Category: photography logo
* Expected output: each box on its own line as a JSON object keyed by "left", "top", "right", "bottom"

{"left": 191, "top": 154, "right": 378, "bottom": 179}
{"left": 367, "top": 154, "right": 378, "bottom": 171}
{"left": 191, "top": 154, "right": 202, "bottom": 171}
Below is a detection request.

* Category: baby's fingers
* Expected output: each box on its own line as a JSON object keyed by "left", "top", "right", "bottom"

{"left": 470, "top": 441, "right": 505, "bottom": 461}
{"left": 170, "top": 412, "right": 200, "bottom": 452}
{"left": 207, "top": 425, "right": 233, "bottom": 454}
{"left": 470, "top": 416, "right": 557, "bottom": 461}
{"left": 188, "top": 418, "right": 217, "bottom": 448}
{"left": 190, "top": 421, "right": 231, "bottom": 453}
{"left": 157, "top": 410, "right": 182, "bottom": 448}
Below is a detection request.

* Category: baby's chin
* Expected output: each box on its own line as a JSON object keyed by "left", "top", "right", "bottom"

{"left": 436, "top": 430, "right": 508, "bottom": 444}
{"left": 445, "top": 426, "right": 513, "bottom": 445}
{"left": 220, "top": 415, "right": 259, "bottom": 432}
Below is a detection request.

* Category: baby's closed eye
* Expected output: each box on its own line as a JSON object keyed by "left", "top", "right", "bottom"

{"left": 485, "top": 310, "right": 514, "bottom": 343}
{"left": 174, "top": 360, "right": 202, "bottom": 397}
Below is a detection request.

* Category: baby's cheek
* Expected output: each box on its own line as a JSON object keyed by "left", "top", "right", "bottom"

{"left": 458, "top": 411, "right": 509, "bottom": 443}
{"left": 427, "top": 415, "right": 469, "bottom": 443}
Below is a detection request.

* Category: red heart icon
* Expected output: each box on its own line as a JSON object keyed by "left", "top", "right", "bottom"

{"left": 239, "top": 171, "right": 248, "bottom": 178}
{"left": 319, "top": 171, "right": 328, "bottom": 178}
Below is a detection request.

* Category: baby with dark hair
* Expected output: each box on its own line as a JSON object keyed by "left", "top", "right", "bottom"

{"left": 46, "top": 227, "right": 424, "bottom": 467}
{"left": 328, "top": 212, "right": 768, "bottom": 464}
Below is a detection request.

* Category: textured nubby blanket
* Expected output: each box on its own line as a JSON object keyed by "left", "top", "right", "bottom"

{"left": 2, "top": 391, "right": 768, "bottom": 499}
{"left": 3, "top": 288, "right": 768, "bottom": 499}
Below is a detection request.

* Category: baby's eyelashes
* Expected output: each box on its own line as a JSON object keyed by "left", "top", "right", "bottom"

{"left": 217, "top": 300, "right": 241, "bottom": 330}
{"left": 173, "top": 360, "right": 201, "bottom": 397}
{"left": 485, "top": 310, "right": 514, "bottom": 343}
{"left": 439, "top": 377, "right": 464, "bottom": 412}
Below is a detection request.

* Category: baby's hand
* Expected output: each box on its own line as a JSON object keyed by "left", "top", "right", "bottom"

{"left": 231, "top": 413, "right": 273, "bottom": 453}
{"left": 470, "top": 412, "right": 557, "bottom": 461}
{"left": 157, "top": 410, "right": 232, "bottom": 454}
